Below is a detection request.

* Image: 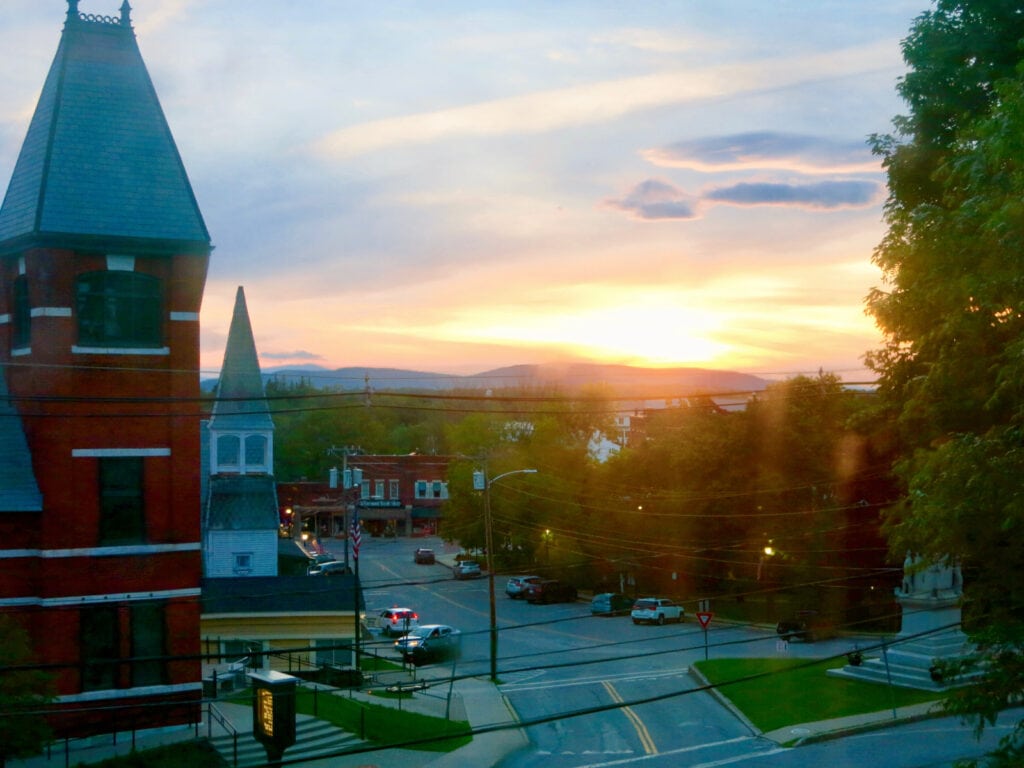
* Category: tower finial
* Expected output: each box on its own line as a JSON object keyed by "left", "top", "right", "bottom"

{"left": 67, "top": 0, "right": 80, "bottom": 21}
{"left": 120, "top": 1, "right": 132, "bottom": 26}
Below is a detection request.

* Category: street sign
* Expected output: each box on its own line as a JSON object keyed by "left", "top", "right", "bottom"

{"left": 696, "top": 611, "right": 713, "bottom": 628}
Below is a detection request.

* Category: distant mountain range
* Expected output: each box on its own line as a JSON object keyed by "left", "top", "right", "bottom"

{"left": 204, "top": 362, "right": 769, "bottom": 398}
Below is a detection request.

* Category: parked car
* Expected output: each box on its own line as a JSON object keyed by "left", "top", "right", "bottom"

{"left": 308, "top": 559, "right": 350, "bottom": 576}
{"left": 394, "top": 624, "right": 461, "bottom": 666}
{"left": 591, "top": 592, "right": 633, "bottom": 616}
{"left": 305, "top": 554, "right": 337, "bottom": 575}
{"left": 525, "top": 579, "right": 578, "bottom": 604}
{"left": 370, "top": 607, "right": 420, "bottom": 637}
{"left": 453, "top": 561, "right": 482, "bottom": 579}
{"left": 414, "top": 548, "right": 436, "bottom": 564}
{"left": 506, "top": 575, "right": 541, "bottom": 598}
{"left": 776, "top": 610, "right": 836, "bottom": 642}
{"left": 631, "top": 597, "right": 684, "bottom": 625}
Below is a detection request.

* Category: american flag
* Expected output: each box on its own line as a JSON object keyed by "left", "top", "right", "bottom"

{"left": 349, "top": 511, "right": 361, "bottom": 560}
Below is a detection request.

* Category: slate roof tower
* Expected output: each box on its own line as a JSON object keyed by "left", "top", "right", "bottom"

{"left": 0, "top": 2, "right": 210, "bottom": 738}
{"left": 202, "top": 286, "right": 280, "bottom": 578}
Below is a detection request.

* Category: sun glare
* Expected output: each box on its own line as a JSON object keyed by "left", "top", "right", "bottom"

{"left": 443, "top": 298, "right": 732, "bottom": 368}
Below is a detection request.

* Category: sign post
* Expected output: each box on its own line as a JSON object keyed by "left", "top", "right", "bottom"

{"left": 696, "top": 610, "right": 713, "bottom": 661}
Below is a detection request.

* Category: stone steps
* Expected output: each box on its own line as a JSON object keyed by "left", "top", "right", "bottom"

{"left": 209, "top": 716, "right": 363, "bottom": 767}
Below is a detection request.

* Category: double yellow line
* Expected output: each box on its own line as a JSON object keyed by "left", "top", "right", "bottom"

{"left": 602, "top": 681, "right": 657, "bottom": 755}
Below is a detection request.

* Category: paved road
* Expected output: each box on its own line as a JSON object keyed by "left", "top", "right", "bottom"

{"left": 355, "top": 536, "right": 1004, "bottom": 767}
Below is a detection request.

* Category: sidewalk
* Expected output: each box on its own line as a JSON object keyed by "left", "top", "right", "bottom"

{"left": 760, "top": 701, "right": 942, "bottom": 745}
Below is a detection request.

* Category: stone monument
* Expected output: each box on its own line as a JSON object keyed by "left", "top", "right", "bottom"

{"left": 828, "top": 553, "right": 975, "bottom": 690}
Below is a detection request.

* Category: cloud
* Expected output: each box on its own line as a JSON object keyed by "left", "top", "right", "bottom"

{"left": 605, "top": 177, "right": 881, "bottom": 220}
{"left": 644, "top": 131, "right": 880, "bottom": 174}
{"left": 704, "top": 180, "right": 881, "bottom": 209}
{"left": 604, "top": 179, "right": 697, "bottom": 221}
{"left": 260, "top": 350, "right": 324, "bottom": 361}
{"left": 311, "top": 41, "right": 900, "bottom": 159}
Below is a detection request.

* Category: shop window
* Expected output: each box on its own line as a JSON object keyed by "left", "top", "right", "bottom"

{"left": 99, "top": 457, "right": 145, "bottom": 545}
{"left": 76, "top": 270, "right": 163, "bottom": 347}
{"left": 315, "top": 638, "right": 350, "bottom": 667}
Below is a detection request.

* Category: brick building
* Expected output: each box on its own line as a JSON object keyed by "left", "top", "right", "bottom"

{"left": 279, "top": 453, "right": 452, "bottom": 544}
{"left": 0, "top": 4, "right": 209, "bottom": 737}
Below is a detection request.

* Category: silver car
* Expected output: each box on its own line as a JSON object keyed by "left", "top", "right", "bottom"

{"left": 453, "top": 561, "right": 482, "bottom": 579}
{"left": 505, "top": 575, "right": 540, "bottom": 598}
{"left": 394, "top": 624, "right": 461, "bottom": 665}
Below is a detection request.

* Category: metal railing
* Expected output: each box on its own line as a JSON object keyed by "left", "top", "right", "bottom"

{"left": 206, "top": 701, "right": 240, "bottom": 767}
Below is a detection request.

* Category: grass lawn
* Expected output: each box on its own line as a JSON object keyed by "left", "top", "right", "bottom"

{"left": 694, "top": 657, "right": 944, "bottom": 733}
{"left": 294, "top": 687, "right": 472, "bottom": 752}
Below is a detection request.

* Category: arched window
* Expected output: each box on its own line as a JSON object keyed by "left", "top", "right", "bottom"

{"left": 217, "top": 435, "right": 240, "bottom": 470}
{"left": 245, "top": 435, "right": 268, "bottom": 469}
{"left": 76, "top": 270, "right": 163, "bottom": 347}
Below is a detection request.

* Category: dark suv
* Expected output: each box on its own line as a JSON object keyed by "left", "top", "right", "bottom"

{"left": 525, "top": 579, "right": 577, "bottom": 604}
{"left": 776, "top": 610, "right": 836, "bottom": 642}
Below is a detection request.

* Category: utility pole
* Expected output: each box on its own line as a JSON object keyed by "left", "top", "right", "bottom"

{"left": 475, "top": 467, "right": 538, "bottom": 683}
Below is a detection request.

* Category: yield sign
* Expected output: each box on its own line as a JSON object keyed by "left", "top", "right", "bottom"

{"left": 696, "top": 611, "right": 713, "bottom": 629}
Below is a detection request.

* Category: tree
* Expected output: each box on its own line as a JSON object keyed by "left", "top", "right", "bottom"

{"left": 0, "top": 616, "right": 54, "bottom": 766}
{"left": 866, "top": 3, "right": 1024, "bottom": 763}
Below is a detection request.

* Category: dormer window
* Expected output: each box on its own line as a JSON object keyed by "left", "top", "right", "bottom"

{"left": 76, "top": 270, "right": 163, "bottom": 347}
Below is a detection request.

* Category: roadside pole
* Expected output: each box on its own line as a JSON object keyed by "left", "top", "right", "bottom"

{"left": 696, "top": 601, "right": 713, "bottom": 661}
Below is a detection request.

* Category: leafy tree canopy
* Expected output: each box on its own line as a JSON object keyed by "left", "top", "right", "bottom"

{"left": 0, "top": 616, "right": 54, "bottom": 765}
{"left": 867, "top": 2, "right": 1024, "bottom": 763}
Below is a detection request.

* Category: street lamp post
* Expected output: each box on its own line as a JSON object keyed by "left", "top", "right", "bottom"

{"left": 477, "top": 467, "right": 537, "bottom": 683}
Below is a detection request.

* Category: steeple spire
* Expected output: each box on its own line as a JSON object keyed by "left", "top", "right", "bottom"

{"left": 211, "top": 287, "right": 274, "bottom": 430}
{"left": 0, "top": 2, "right": 210, "bottom": 255}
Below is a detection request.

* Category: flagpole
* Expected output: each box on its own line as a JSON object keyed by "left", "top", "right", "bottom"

{"left": 351, "top": 510, "right": 362, "bottom": 673}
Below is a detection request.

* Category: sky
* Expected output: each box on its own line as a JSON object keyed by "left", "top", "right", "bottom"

{"left": 0, "top": 1, "right": 929, "bottom": 381}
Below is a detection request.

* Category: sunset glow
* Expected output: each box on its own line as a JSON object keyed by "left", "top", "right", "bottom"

{"left": 0, "top": 2, "right": 920, "bottom": 380}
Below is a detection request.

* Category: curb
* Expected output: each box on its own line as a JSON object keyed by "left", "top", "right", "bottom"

{"left": 782, "top": 705, "right": 945, "bottom": 747}
{"left": 686, "top": 665, "right": 761, "bottom": 737}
